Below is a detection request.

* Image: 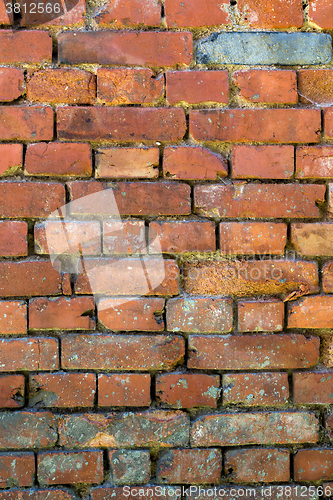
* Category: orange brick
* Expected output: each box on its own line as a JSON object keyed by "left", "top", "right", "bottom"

{"left": 0, "top": 453, "right": 35, "bottom": 487}
{"left": 296, "top": 146, "right": 333, "bottom": 178}
{"left": 298, "top": 69, "right": 333, "bottom": 105}
{"left": 309, "top": 0, "right": 333, "bottom": 28}
{"left": 98, "top": 297, "right": 165, "bottom": 331}
{"left": 0, "top": 106, "right": 53, "bottom": 141}
{"left": 29, "top": 297, "right": 95, "bottom": 331}
{"left": 324, "top": 108, "right": 333, "bottom": 138}
{"left": 233, "top": 69, "right": 297, "bottom": 103}
{"left": 293, "top": 372, "right": 333, "bottom": 404}
{"left": 95, "top": 0, "right": 161, "bottom": 26}
{"left": 0, "top": 2, "right": 12, "bottom": 23}
{"left": 0, "top": 221, "right": 27, "bottom": 257}
{"left": 0, "top": 337, "right": 59, "bottom": 372}
{"left": 166, "top": 70, "right": 229, "bottom": 104}
{"left": 220, "top": 222, "right": 287, "bottom": 255}
{"left": 38, "top": 451, "right": 103, "bottom": 485}
{"left": 98, "top": 373, "right": 150, "bottom": 406}
{"left": 0, "top": 300, "right": 27, "bottom": 335}
{"left": 223, "top": 372, "right": 289, "bottom": 406}
{"left": 103, "top": 220, "right": 146, "bottom": 254}
{"left": 238, "top": 300, "right": 284, "bottom": 332}
{"left": 323, "top": 262, "right": 333, "bottom": 293}
{"left": 231, "top": 145, "right": 294, "bottom": 179}
{"left": 157, "top": 449, "right": 222, "bottom": 484}
{"left": 225, "top": 448, "right": 290, "bottom": 483}
{"left": 149, "top": 221, "right": 216, "bottom": 253}
{"left": 156, "top": 373, "right": 220, "bottom": 408}
{"left": 291, "top": 223, "right": 333, "bottom": 256}
{"left": 20, "top": 0, "right": 86, "bottom": 26}
{"left": 95, "top": 148, "right": 159, "bottom": 179}
{"left": 165, "top": 0, "right": 229, "bottom": 27}
{"left": 238, "top": 0, "right": 303, "bottom": 27}
{"left": 0, "top": 68, "right": 24, "bottom": 102}
{"left": 0, "top": 31, "right": 52, "bottom": 63}
{"left": 288, "top": 296, "right": 333, "bottom": 329}
{"left": 0, "top": 374, "right": 25, "bottom": 408}
{"left": 25, "top": 143, "right": 92, "bottom": 177}
{"left": 163, "top": 146, "right": 227, "bottom": 180}
{"left": 294, "top": 449, "right": 333, "bottom": 481}
{"left": 0, "top": 144, "right": 23, "bottom": 176}
{"left": 0, "top": 261, "right": 62, "bottom": 298}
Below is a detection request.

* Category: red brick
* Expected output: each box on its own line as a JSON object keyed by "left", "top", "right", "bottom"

{"left": 292, "top": 223, "right": 333, "bottom": 257}
{"left": 326, "top": 414, "right": 333, "bottom": 439}
{"left": 59, "top": 410, "right": 189, "bottom": 448}
{"left": 288, "top": 296, "right": 333, "bottom": 329}
{"left": 20, "top": 0, "right": 86, "bottom": 26}
{"left": 25, "top": 143, "right": 92, "bottom": 177}
{"left": 188, "top": 334, "right": 319, "bottom": 370}
{"left": 0, "top": 31, "right": 52, "bottom": 63}
{"left": 109, "top": 450, "right": 151, "bottom": 485}
{"left": 323, "top": 262, "right": 333, "bottom": 293}
{"left": 0, "top": 68, "right": 24, "bottom": 102}
{"left": 0, "top": 2, "right": 12, "bottom": 24}
{"left": 191, "top": 412, "right": 319, "bottom": 447}
{"left": 38, "top": 451, "right": 103, "bottom": 485}
{"left": 0, "top": 412, "right": 57, "bottom": 449}
{"left": 184, "top": 260, "right": 319, "bottom": 298}
{"left": 0, "top": 338, "right": 58, "bottom": 372}
{"left": 0, "top": 453, "right": 35, "bottom": 488}
{"left": 293, "top": 372, "right": 333, "bottom": 404}
{"left": 157, "top": 449, "right": 221, "bottom": 484}
{"left": 97, "top": 68, "right": 163, "bottom": 105}
{"left": 165, "top": 0, "right": 229, "bottom": 26}
{"left": 103, "top": 220, "right": 145, "bottom": 254}
{"left": 62, "top": 334, "right": 184, "bottom": 371}
{"left": 296, "top": 146, "right": 333, "bottom": 178}
{"left": 166, "top": 70, "right": 229, "bottom": 104}
{"left": 309, "top": 0, "right": 333, "bottom": 28}
{"left": 324, "top": 108, "right": 333, "bottom": 138}
{"left": 163, "top": 146, "right": 227, "bottom": 180}
{"left": 95, "top": 0, "right": 161, "bottom": 25}
{"left": 149, "top": 221, "right": 216, "bottom": 253}
{"left": 0, "top": 106, "right": 53, "bottom": 141}
{"left": 58, "top": 32, "right": 193, "bottom": 66}
{"left": 195, "top": 184, "right": 325, "bottom": 218}
{"left": 323, "top": 338, "right": 333, "bottom": 369}
{"left": 238, "top": 300, "right": 284, "bottom": 332}
{"left": 156, "top": 373, "right": 220, "bottom": 408}
{"left": 58, "top": 107, "right": 186, "bottom": 142}
{"left": 231, "top": 145, "right": 294, "bottom": 179}
{"left": 298, "top": 69, "right": 333, "bottom": 105}
{"left": 220, "top": 222, "right": 287, "bottom": 255}
{"left": 96, "top": 148, "right": 159, "bottom": 179}
{"left": 27, "top": 69, "right": 95, "bottom": 105}
{"left": 294, "top": 449, "right": 333, "bottom": 481}
{"left": 0, "top": 375, "right": 25, "bottom": 408}
{"left": 238, "top": 0, "right": 303, "bottom": 27}
{"left": 91, "top": 487, "right": 178, "bottom": 500}
{"left": 98, "top": 374, "right": 150, "bottom": 407}
{"left": 190, "top": 109, "right": 321, "bottom": 143}
{"left": 35, "top": 221, "right": 101, "bottom": 255}
{"left": 0, "top": 261, "right": 62, "bottom": 297}
{"left": 0, "top": 301, "right": 27, "bottom": 335}
{"left": 0, "top": 144, "right": 22, "bottom": 176}
{"left": 223, "top": 372, "right": 289, "bottom": 406}
{"left": 166, "top": 297, "right": 232, "bottom": 333}
{"left": 30, "top": 373, "right": 96, "bottom": 408}
{"left": 0, "top": 491, "right": 76, "bottom": 500}
{"left": 0, "top": 182, "right": 65, "bottom": 219}
{"left": 0, "top": 221, "right": 27, "bottom": 257}
{"left": 233, "top": 69, "right": 297, "bottom": 104}
{"left": 29, "top": 296, "right": 95, "bottom": 331}
{"left": 98, "top": 297, "right": 165, "bottom": 331}
{"left": 225, "top": 448, "right": 290, "bottom": 483}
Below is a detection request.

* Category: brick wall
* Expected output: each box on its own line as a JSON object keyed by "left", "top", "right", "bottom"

{"left": 0, "top": 0, "right": 333, "bottom": 497}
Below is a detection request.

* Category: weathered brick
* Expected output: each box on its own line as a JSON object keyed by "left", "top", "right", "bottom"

{"left": 166, "top": 297, "right": 232, "bottom": 333}
{"left": 98, "top": 374, "right": 150, "bottom": 407}
{"left": 223, "top": 373, "right": 289, "bottom": 406}
{"left": 59, "top": 411, "right": 189, "bottom": 448}
{"left": 62, "top": 334, "right": 184, "bottom": 371}
{"left": 231, "top": 145, "right": 294, "bottom": 179}
{"left": 98, "top": 297, "right": 165, "bottom": 331}
{"left": 156, "top": 373, "right": 220, "bottom": 408}
{"left": 191, "top": 412, "right": 319, "bottom": 446}
{"left": 0, "top": 106, "right": 53, "bottom": 141}
{"left": 294, "top": 449, "right": 333, "bottom": 481}
{"left": 0, "top": 375, "right": 25, "bottom": 408}
{"left": 298, "top": 69, "right": 333, "bottom": 105}
{"left": 0, "top": 338, "right": 59, "bottom": 372}
{"left": 163, "top": 146, "right": 227, "bottom": 180}
{"left": 38, "top": 451, "right": 103, "bottom": 485}
{"left": 0, "top": 221, "right": 27, "bottom": 257}
{"left": 0, "top": 490, "right": 76, "bottom": 500}
{"left": 0, "top": 261, "right": 62, "bottom": 297}
{"left": 96, "top": 148, "right": 159, "bottom": 179}
{"left": 220, "top": 222, "right": 287, "bottom": 255}
{"left": 288, "top": 296, "right": 333, "bottom": 329}
{"left": 103, "top": 220, "right": 145, "bottom": 255}
{"left": 195, "top": 184, "right": 325, "bottom": 218}
{"left": 293, "top": 223, "right": 333, "bottom": 257}
{"left": 0, "top": 2, "right": 12, "bottom": 24}
{"left": 184, "top": 260, "right": 319, "bottom": 298}
{"left": 95, "top": 0, "right": 161, "bottom": 26}
{"left": 196, "top": 32, "right": 331, "bottom": 65}
{"left": 165, "top": 0, "right": 229, "bottom": 26}
{"left": 190, "top": 109, "right": 321, "bottom": 143}
{"left": 97, "top": 68, "right": 163, "bottom": 105}
{"left": 0, "top": 301, "right": 27, "bottom": 335}
{"left": 109, "top": 450, "right": 151, "bottom": 485}
{"left": 0, "top": 412, "right": 57, "bottom": 449}
{"left": 224, "top": 448, "right": 290, "bottom": 483}
{"left": 58, "top": 107, "right": 186, "bottom": 142}
{"left": 238, "top": 300, "right": 284, "bottom": 332}
{"left": 149, "top": 221, "right": 216, "bottom": 253}
{"left": 293, "top": 372, "right": 333, "bottom": 405}
{"left": 0, "top": 68, "right": 24, "bottom": 102}
{"left": 238, "top": 0, "right": 302, "bottom": 27}
{"left": 326, "top": 414, "right": 333, "bottom": 440}
{"left": 323, "top": 337, "right": 333, "bottom": 368}
{"left": 0, "top": 453, "right": 35, "bottom": 488}
{"left": 233, "top": 69, "right": 297, "bottom": 103}
{"left": 309, "top": 0, "right": 333, "bottom": 28}
{"left": 324, "top": 109, "right": 333, "bottom": 138}
{"left": 0, "top": 182, "right": 65, "bottom": 219}
{"left": 188, "top": 334, "right": 319, "bottom": 370}
{"left": 91, "top": 487, "right": 178, "bottom": 500}
{"left": 166, "top": 70, "right": 229, "bottom": 104}
{"left": 25, "top": 143, "right": 92, "bottom": 177}
{"left": 157, "top": 449, "right": 221, "bottom": 484}
{"left": 0, "top": 31, "right": 52, "bottom": 63}
{"left": 19, "top": 0, "right": 86, "bottom": 26}
{"left": 0, "top": 144, "right": 22, "bottom": 176}
{"left": 58, "top": 32, "right": 193, "bottom": 66}
{"left": 296, "top": 146, "right": 333, "bottom": 178}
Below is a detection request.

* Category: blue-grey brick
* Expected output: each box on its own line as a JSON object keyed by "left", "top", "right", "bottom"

{"left": 196, "top": 32, "right": 332, "bottom": 65}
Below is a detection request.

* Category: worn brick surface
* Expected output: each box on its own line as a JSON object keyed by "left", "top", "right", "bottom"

{"left": 294, "top": 449, "right": 333, "bottom": 481}
{"left": 220, "top": 222, "right": 287, "bottom": 255}
{"left": 166, "top": 71, "right": 229, "bottom": 104}
{"left": 293, "top": 372, "right": 333, "bottom": 404}
{"left": 238, "top": 300, "right": 284, "bottom": 332}
{"left": 29, "top": 297, "right": 95, "bottom": 331}
{"left": 0, "top": 107, "right": 53, "bottom": 141}
{"left": 0, "top": 375, "right": 25, "bottom": 408}
{"left": 0, "top": 453, "right": 35, "bottom": 488}
{"left": 237, "top": 0, "right": 303, "bottom": 28}
{"left": 38, "top": 451, "right": 103, "bottom": 485}
{"left": 0, "top": 412, "right": 58, "bottom": 449}
{"left": 231, "top": 145, "right": 294, "bottom": 179}
{"left": 156, "top": 373, "right": 220, "bottom": 408}
{"left": 98, "top": 374, "right": 150, "bottom": 407}
{"left": 0, "top": 221, "right": 27, "bottom": 257}
{"left": 0, "top": 338, "right": 59, "bottom": 372}
{"left": 0, "top": 68, "right": 24, "bottom": 102}
{"left": 165, "top": 0, "right": 229, "bottom": 26}
{"left": 109, "top": 450, "right": 151, "bottom": 485}
{"left": 223, "top": 373, "right": 289, "bottom": 406}
{"left": 25, "top": 143, "right": 92, "bottom": 177}
{"left": 157, "top": 449, "right": 222, "bottom": 484}
{"left": 288, "top": 295, "right": 333, "bottom": 329}
{"left": 95, "top": 0, "right": 161, "bottom": 26}
{"left": 0, "top": 301, "right": 27, "bottom": 335}
{"left": 309, "top": 0, "right": 333, "bottom": 28}
{"left": 163, "top": 146, "right": 227, "bottom": 180}
{"left": 0, "top": 31, "right": 52, "bottom": 63}
{"left": 98, "top": 297, "right": 165, "bottom": 331}
{"left": 150, "top": 221, "right": 216, "bottom": 253}
{"left": 296, "top": 146, "right": 333, "bottom": 178}
{"left": 0, "top": 261, "right": 62, "bottom": 297}
{"left": 0, "top": 144, "right": 23, "bottom": 176}
{"left": 95, "top": 148, "right": 159, "bottom": 179}
{"left": 233, "top": 69, "right": 297, "bottom": 103}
